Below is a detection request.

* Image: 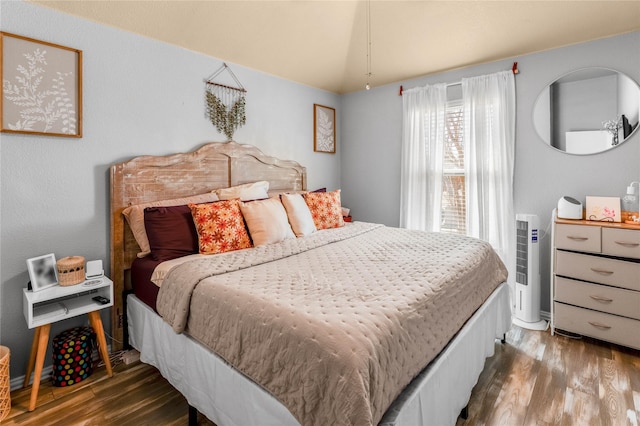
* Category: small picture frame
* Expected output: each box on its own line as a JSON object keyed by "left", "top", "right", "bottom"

{"left": 1, "top": 32, "right": 82, "bottom": 137}
{"left": 585, "top": 196, "right": 621, "bottom": 223}
{"left": 314, "top": 104, "right": 336, "bottom": 153}
{"left": 27, "top": 253, "right": 58, "bottom": 292}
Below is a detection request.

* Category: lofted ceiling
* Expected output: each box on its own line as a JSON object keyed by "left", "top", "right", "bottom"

{"left": 29, "top": 1, "right": 640, "bottom": 94}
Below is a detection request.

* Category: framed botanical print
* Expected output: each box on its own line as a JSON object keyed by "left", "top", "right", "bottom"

{"left": 314, "top": 104, "right": 336, "bottom": 153}
{"left": 1, "top": 32, "right": 82, "bottom": 137}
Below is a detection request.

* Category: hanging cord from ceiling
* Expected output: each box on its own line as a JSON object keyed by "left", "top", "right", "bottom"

{"left": 365, "top": 0, "right": 373, "bottom": 90}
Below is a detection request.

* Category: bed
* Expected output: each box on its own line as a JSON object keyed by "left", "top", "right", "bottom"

{"left": 110, "top": 141, "right": 512, "bottom": 426}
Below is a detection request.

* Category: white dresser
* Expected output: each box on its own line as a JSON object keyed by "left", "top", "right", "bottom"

{"left": 551, "top": 214, "right": 640, "bottom": 349}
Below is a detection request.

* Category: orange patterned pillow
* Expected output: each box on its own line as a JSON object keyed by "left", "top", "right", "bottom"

{"left": 189, "top": 200, "right": 252, "bottom": 254}
{"left": 303, "top": 189, "right": 345, "bottom": 230}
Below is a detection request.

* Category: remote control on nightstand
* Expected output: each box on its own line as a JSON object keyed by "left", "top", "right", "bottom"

{"left": 92, "top": 295, "right": 110, "bottom": 305}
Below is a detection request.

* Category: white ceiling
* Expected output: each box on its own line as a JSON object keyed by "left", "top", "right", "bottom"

{"left": 30, "top": 1, "right": 640, "bottom": 94}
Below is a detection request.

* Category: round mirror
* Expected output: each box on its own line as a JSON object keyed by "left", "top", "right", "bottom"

{"left": 532, "top": 67, "right": 640, "bottom": 155}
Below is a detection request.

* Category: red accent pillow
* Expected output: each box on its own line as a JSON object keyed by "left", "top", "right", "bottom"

{"left": 144, "top": 206, "right": 200, "bottom": 261}
{"left": 189, "top": 200, "right": 253, "bottom": 254}
{"left": 303, "top": 189, "right": 345, "bottom": 230}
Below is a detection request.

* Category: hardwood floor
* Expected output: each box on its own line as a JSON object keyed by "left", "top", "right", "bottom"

{"left": 6, "top": 326, "right": 639, "bottom": 425}
{"left": 456, "top": 327, "right": 640, "bottom": 426}
{"left": 5, "top": 361, "right": 215, "bottom": 426}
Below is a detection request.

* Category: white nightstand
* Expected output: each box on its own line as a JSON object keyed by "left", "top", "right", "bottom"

{"left": 22, "top": 277, "right": 114, "bottom": 411}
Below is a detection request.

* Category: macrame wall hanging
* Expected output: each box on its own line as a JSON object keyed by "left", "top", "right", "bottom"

{"left": 204, "top": 63, "right": 247, "bottom": 140}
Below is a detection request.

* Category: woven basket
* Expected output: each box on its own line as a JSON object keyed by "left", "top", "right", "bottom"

{"left": 56, "top": 256, "right": 85, "bottom": 286}
{"left": 0, "top": 346, "right": 9, "bottom": 421}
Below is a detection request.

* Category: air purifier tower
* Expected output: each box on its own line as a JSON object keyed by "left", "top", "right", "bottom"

{"left": 513, "top": 213, "right": 548, "bottom": 330}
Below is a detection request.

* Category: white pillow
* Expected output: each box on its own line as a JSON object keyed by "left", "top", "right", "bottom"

{"left": 267, "top": 189, "right": 306, "bottom": 198}
{"left": 122, "top": 192, "right": 219, "bottom": 258}
{"left": 239, "top": 198, "right": 295, "bottom": 246}
{"left": 216, "top": 181, "right": 269, "bottom": 201}
{"left": 280, "top": 193, "right": 317, "bottom": 237}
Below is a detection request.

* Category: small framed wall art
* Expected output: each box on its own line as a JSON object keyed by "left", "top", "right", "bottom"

{"left": 585, "top": 196, "right": 621, "bottom": 222}
{"left": 27, "top": 253, "right": 59, "bottom": 292}
{"left": 1, "top": 32, "right": 82, "bottom": 137}
{"left": 314, "top": 104, "right": 336, "bottom": 153}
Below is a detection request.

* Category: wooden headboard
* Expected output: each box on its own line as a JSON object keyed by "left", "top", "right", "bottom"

{"left": 110, "top": 141, "right": 306, "bottom": 349}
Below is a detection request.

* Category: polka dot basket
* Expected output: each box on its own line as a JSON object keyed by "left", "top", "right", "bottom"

{"left": 52, "top": 327, "right": 96, "bottom": 387}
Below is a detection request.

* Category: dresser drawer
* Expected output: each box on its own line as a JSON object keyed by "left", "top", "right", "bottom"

{"left": 554, "top": 277, "right": 640, "bottom": 320}
{"left": 554, "top": 302, "right": 640, "bottom": 349}
{"left": 602, "top": 227, "right": 640, "bottom": 259}
{"left": 555, "top": 250, "right": 640, "bottom": 291}
{"left": 555, "top": 224, "right": 601, "bottom": 253}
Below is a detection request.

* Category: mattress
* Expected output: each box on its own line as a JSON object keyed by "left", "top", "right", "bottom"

{"left": 130, "top": 256, "right": 163, "bottom": 311}
{"left": 156, "top": 222, "right": 508, "bottom": 426}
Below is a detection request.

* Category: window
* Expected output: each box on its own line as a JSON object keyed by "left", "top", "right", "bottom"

{"left": 401, "top": 72, "right": 514, "bottom": 267}
{"left": 440, "top": 102, "right": 466, "bottom": 234}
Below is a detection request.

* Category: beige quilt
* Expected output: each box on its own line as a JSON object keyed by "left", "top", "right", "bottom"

{"left": 157, "top": 222, "right": 507, "bottom": 426}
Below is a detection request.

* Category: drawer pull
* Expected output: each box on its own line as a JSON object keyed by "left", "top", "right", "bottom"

{"left": 589, "top": 295, "right": 613, "bottom": 303}
{"left": 567, "top": 236, "right": 589, "bottom": 241}
{"left": 590, "top": 268, "right": 614, "bottom": 275}
{"left": 614, "top": 240, "right": 640, "bottom": 248}
{"left": 588, "top": 321, "right": 612, "bottom": 330}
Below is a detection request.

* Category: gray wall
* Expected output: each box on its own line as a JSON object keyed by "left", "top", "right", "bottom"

{"left": 0, "top": 1, "right": 341, "bottom": 378}
{"left": 341, "top": 31, "right": 640, "bottom": 315}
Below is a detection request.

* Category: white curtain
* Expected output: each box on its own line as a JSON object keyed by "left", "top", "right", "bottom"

{"left": 462, "top": 70, "right": 516, "bottom": 282}
{"left": 399, "top": 83, "right": 447, "bottom": 231}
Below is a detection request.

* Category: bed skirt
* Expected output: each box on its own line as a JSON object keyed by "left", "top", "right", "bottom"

{"left": 127, "top": 282, "right": 511, "bottom": 426}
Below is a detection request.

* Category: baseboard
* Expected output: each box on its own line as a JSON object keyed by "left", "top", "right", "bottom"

{"left": 540, "top": 310, "right": 551, "bottom": 321}
{"left": 10, "top": 344, "right": 112, "bottom": 392}
{"left": 10, "top": 365, "right": 53, "bottom": 391}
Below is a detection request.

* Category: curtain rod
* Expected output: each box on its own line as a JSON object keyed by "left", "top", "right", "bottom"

{"left": 398, "top": 61, "right": 519, "bottom": 96}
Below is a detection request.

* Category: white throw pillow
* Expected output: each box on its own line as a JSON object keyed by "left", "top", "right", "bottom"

{"left": 240, "top": 197, "right": 295, "bottom": 246}
{"left": 216, "top": 181, "right": 269, "bottom": 201}
{"left": 280, "top": 193, "right": 317, "bottom": 237}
